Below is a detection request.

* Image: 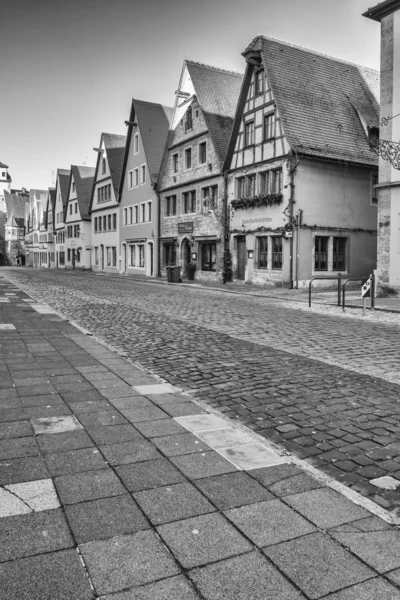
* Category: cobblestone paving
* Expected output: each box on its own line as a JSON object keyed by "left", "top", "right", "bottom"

{"left": 5, "top": 268, "right": 400, "bottom": 514}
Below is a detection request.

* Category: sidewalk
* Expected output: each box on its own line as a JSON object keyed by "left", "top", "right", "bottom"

{"left": 2, "top": 276, "right": 400, "bottom": 599}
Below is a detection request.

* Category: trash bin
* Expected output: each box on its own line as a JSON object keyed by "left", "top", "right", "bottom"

{"left": 171, "top": 266, "right": 181, "bottom": 283}
{"left": 166, "top": 266, "right": 173, "bottom": 282}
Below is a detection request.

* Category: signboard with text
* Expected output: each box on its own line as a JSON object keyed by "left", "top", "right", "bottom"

{"left": 178, "top": 222, "right": 194, "bottom": 234}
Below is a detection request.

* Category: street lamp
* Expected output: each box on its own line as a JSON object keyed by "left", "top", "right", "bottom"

{"left": 247, "top": 249, "right": 254, "bottom": 259}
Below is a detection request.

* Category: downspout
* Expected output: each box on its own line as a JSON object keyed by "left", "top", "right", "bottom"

{"left": 155, "top": 184, "right": 161, "bottom": 277}
{"left": 287, "top": 150, "right": 299, "bottom": 289}
{"left": 222, "top": 169, "right": 230, "bottom": 284}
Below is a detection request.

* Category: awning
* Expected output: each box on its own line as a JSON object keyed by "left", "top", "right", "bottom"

{"left": 160, "top": 237, "right": 177, "bottom": 243}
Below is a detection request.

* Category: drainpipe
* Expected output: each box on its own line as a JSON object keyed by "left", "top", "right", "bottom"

{"left": 223, "top": 170, "right": 229, "bottom": 284}
{"left": 155, "top": 185, "right": 161, "bottom": 277}
{"left": 287, "top": 150, "right": 299, "bottom": 289}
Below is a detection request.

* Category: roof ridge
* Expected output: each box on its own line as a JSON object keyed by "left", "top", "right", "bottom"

{"left": 102, "top": 132, "right": 126, "bottom": 138}
{"left": 250, "top": 35, "right": 379, "bottom": 74}
{"left": 185, "top": 59, "right": 243, "bottom": 78}
{"left": 133, "top": 98, "right": 173, "bottom": 111}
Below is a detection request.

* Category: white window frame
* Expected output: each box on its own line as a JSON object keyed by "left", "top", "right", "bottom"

{"left": 147, "top": 201, "right": 152, "bottom": 222}
{"left": 134, "top": 204, "right": 139, "bottom": 224}
{"left": 140, "top": 202, "right": 146, "bottom": 223}
{"left": 184, "top": 146, "right": 192, "bottom": 171}
{"left": 134, "top": 168, "right": 139, "bottom": 188}
{"left": 198, "top": 141, "right": 207, "bottom": 165}
{"left": 123, "top": 208, "right": 128, "bottom": 226}
{"left": 129, "top": 206, "right": 133, "bottom": 225}
{"left": 172, "top": 153, "right": 178, "bottom": 174}
{"left": 140, "top": 164, "right": 146, "bottom": 185}
{"left": 128, "top": 170, "right": 133, "bottom": 189}
{"left": 134, "top": 133, "right": 139, "bottom": 155}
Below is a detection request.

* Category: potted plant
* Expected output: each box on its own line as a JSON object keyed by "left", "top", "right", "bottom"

{"left": 186, "top": 261, "right": 197, "bottom": 281}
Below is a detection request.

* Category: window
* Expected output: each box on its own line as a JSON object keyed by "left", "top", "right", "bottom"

{"left": 264, "top": 113, "right": 275, "bottom": 140}
{"left": 59, "top": 252, "right": 65, "bottom": 265}
{"left": 134, "top": 168, "right": 139, "bottom": 187}
{"left": 123, "top": 208, "right": 127, "bottom": 225}
{"left": 172, "top": 153, "right": 178, "bottom": 174}
{"left": 199, "top": 142, "right": 207, "bottom": 164}
{"left": 103, "top": 215, "right": 107, "bottom": 231}
{"left": 272, "top": 237, "right": 283, "bottom": 270}
{"left": 185, "top": 106, "right": 193, "bottom": 132}
{"left": 74, "top": 224, "right": 80, "bottom": 237}
{"left": 372, "top": 173, "right": 378, "bottom": 205}
{"left": 164, "top": 243, "right": 176, "bottom": 266}
{"left": 94, "top": 217, "right": 98, "bottom": 232}
{"left": 95, "top": 247, "right": 99, "bottom": 265}
{"left": 67, "top": 249, "right": 71, "bottom": 262}
{"left": 67, "top": 225, "right": 73, "bottom": 238}
{"left": 128, "top": 171, "right": 133, "bottom": 189}
{"left": 140, "top": 164, "right": 146, "bottom": 185}
{"left": 244, "top": 121, "right": 254, "bottom": 146}
{"left": 134, "top": 133, "right": 139, "bottom": 154}
{"left": 258, "top": 237, "right": 268, "bottom": 269}
{"left": 134, "top": 205, "right": 138, "bottom": 223}
{"left": 102, "top": 157, "right": 106, "bottom": 174}
{"left": 315, "top": 236, "right": 328, "bottom": 271}
{"left": 69, "top": 204, "right": 72, "bottom": 215}
{"left": 165, "top": 195, "right": 177, "bottom": 216}
{"left": 112, "top": 247, "right": 117, "bottom": 267}
{"left": 237, "top": 177, "right": 245, "bottom": 197}
{"left": 129, "top": 206, "right": 133, "bottom": 224}
{"left": 259, "top": 171, "right": 269, "bottom": 195}
{"left": 138, "top": 245, "right": 144, "bottom": 267}
{"left": 202, "top": 185, "right": 218, "bottom": 210}
{"left": 272, "top": 169, "right": 283, "bottom": 194}
{"left": 113, "top": 213, "right": 117, "bottom": 230}
{"left": 75, "top": 203, "right": 78, "bottom": 213}
{"left": 130, "top": 245, "right": 136, "bottom": 266}
{"left": 333, "top": 237, "right": 347, "bottom": 271}
{"left": 72, "top": 182, "right": 76, "bottom": 192}
{"left": 201, "top": 243, "right": 216, "bottom": 271}
{"left": 141, "top": 203, "right": 146, "bottom": 222}
{"left": 108, "top": 214, "right": 112, "bottom": 231}
{"left": 185, "top": 147, "right": 192, "bottom": 169}
{"left": 246, "top": 175, "right": 256, "bottom": 197}
{"left": 107, "top": 247, "right": 111, "bottom": 266}
{"left": 183, "top": 190, "right": 196, "bottom": 213}
{"left": 255, "top": 69, "right": 264, "bottom": 95}
{"left": 147, "top": 201, "right": 152, "bottom": 222}
{"left": 98, "top": 217, "right": 102, "bottom": 232}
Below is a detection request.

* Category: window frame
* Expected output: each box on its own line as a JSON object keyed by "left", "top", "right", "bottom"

{"left": 332, "top": 237, "right": 347, "bottom": 272}
{"left": 199, "top": 141, "right": 207, "bottom": 164}
{"left": 257, "top": 236, "right": 268, "bottom": 269}
{"left": 244, "top": 120, "right": 255, "bottom": 147}
{"left": 314, "top": 236, "right": 329, "bottom": 271}
{"left": 134, "top": 168, "right": 139, "bottom": 188}
{"left": 271, "top": 236, "right": 283, "bottom": 270}
{"left": 255, "top": 69, "right": 264, "bottom": 96}
{"left": 201, "top": 242, "right": 217, "bottom": 272}
{"left": 263, "top": 112, "right": 275, "bottom": 141}
{"left": 172, "top": 153, "right": 178, "bottom": 174}
{"left": 185, "top": 147, "right": 192, "bottom": 170}
{"left": 165, "top": 195, "right": 177, "bottom": 217}
{"left": 140, "top": 164, "right": 146, "bottom": 185}
{"left": 128, "top": 170, "right": 133, "bottom": 189}
{"left": 134, "top": 133, "right": 139, "bottom": 155}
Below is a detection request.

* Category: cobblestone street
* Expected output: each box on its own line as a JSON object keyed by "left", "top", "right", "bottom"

{"left": 5, "top": 268, "right": 400, "bottom": 514}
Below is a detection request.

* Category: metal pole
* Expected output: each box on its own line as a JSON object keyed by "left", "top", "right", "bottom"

{"left": 371, "top": 273, "right": 375, "bottom": 310}
{"left": 342, "top": 282, "right": 346, "bottom": 312}
{"left": 363, "top": 297, "right": 366, "bottom": 316}
{"left": 309, "top": 279, "right": 312, "bottom": 308}
{"left": 337, "top": 273, "right": 341, "bottom": 307}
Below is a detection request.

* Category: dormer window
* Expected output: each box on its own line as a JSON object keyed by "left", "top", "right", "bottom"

{"left": 185, "top": 106, "right": 193, "bottom": 132}
{"left": 255, "top": 69, "right": 264, "bottom": 95}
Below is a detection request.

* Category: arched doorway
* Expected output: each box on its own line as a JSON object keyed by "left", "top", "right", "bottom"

{"left": 146, "top": 242, "right": 154, "bottom": 277}
{"left": 181, "top": 238, "right": 191, "bottom": 277}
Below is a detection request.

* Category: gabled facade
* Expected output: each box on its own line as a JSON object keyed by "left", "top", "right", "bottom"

{"left": 25, "top": 189, "right": 48, "bottom": 267}
{"left": 64, "top": 165, "right": 95, "bottom": 269}
{"left": 45, "top": 188, "right": 56, "bottom": 268}
{"left": 118, "top": 99, "right": 172, "bottom": 277}
{"left": 158, "top": 61, "right": 243, "bottom": 282}
{"left": 89, "top": 133, "right": 126, "bottom": 272}
{"left": 0, "top": 162, "right": 12, "bottom": 265}
{"left": 224, "top": 36, "right": 379, "bottom": 286}
{"left": 4, "top": 189, "right": 28, "bottom": 265}
{"left": 54, "top": 168, "right": 71, "bottom": 268}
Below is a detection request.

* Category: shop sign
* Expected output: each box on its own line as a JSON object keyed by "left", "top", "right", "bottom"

{"left": 178, "top": 222, "right": 194, "bottom": 234}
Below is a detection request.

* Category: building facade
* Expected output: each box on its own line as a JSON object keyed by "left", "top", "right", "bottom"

{"left": 224, "top": 36, "right": 379, "bottom": 287}
{"left": 54, "top": 169, "right": 71, "bottom": 268}
{"left": 118, "top": 99, "right": 172, "bottom": 277}
{"left": 25, "top": 189, "right": 49, "bottom": 267}
{"left": 89, "top": 133, "right": 126, "bottom": 273}
{"left": 158, "top": 61, "right": 243, "bottom": 282}
{"left": 4, "top": 189, "right": 28, "bottom": 265}
{"left": 364, "top": 0, "right": 400, "bottom": 289}
{"left": 64, "top": 166, "right": 95, "bottom": 269}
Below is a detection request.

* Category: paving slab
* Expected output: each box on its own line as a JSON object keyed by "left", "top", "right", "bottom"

{"left": 0, "top": 420, "right": 32, "bottom": 439}
{"left": 66, "top": 399, "right": 114, "bottom": 413}
{"left": 196, "top": 427, "right": 255, "bottom": 449}
{"left": 176, "top": 414, "right": 228, "bottom": 432}
{"left": 77, "top": 409, "right": 128, "bottom": 428}
{"left": 189, "top": 551, "right": 306, "bottom": 600}
{"left": 323, "top": 578, "right": 400, "bottom": 599}
{"left": 87, "top": 424, "right": 144, "bottom": 445}
{"left": 44, "top": 447, "right": 107, "bottom": 476}
{"left": 0, "top": 549, "right": 93, "bottom": 600}
{"left": 99, "top": 575, "right": 201, "bottom": 600}
{"left": 0, "top": 486, "right": 32, "bottom": 517}
{"left": 133, "top": 418, "right": 188, "bottom": 438}
{"left": 194, "top": 471, "right": 274, "bottom": 510}
{"left": 171, "top": 450, "right": 238, "bottom": 480}
{"left": 134, "top": 384, "right": 178, "bottom": 395}
{"left": 0, "top": 508, "right": 74, "bottom": 562}
{"left": 66, "top": 495, "right": 149, "bottom": 543}
{"left": 111, "top": 397, "right": 154, "bottom": 410}
{"left": 157, "top": 512, "right": 252, "bottom": 569}
{"left": 30, "top": 414, "right": 83, "bottom": 435}
{"left": 0, "top": 436, "right": 39, "bottom": 459}
{"left": 330, "top": 527, "right": 400, "bottom": 573}
{"left": 122, "top": 406, "right": 169, "bottom": 423}
{"left": 263, "top": 532, "right": 374, "bottom": 599}
{"left": 55, "top": 467, "right": 127, "bottom": 504}
{"left": 152, "top": 432, "right": 210, "bottom": 457}
{"left": 161, "top": 403, "right": 207, "bottom": 417}
{"left": 218, "top": 443, "right": 286, "bottom": 470}
{"left": 36, "top": 429, "right": 94, "bottom": 454}
{"left": 269, "top": 473, "right": 324, "bottom": 497}
{"left": 0, "top": 456, "right": 49, "bottom": 485}
{"left": 99, "top": 439, "right": 161, "bottom": 466}
{"left": 80, "top": 530, "right": 180, "bottom": 595}
{"left": 284, "top": 487, "right": 370, "bottom": 528}
{"left": 134, "top": 481, "right": 215, "bottom": 525}
{"left": 116, "top": 458, "right": 187, "bottom": 492}
{"left": 4, "top": 478, "right": 59, "bottom": 513}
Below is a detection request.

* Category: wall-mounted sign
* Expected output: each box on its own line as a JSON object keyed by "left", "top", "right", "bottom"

{"left": 178, "top": 222, "right": 194, "bottom": 234}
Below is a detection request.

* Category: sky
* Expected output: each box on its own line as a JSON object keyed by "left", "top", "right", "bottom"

{"left": 0, "top": 0, "right": 381, "bottom": 190}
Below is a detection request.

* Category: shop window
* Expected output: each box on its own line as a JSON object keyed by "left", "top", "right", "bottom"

{"left": 333, "top": 237, "right": 347, "bottom": 271}
{"left": 272, "top": 237, "right": 283, "bottom": 270}
{"left": 258, "top": 237, "right": 268, "bottom": 269}
{"left": 315, "top": 236, "right": 328, "bottom": 271}
{"left": 201, "top": 243, "right": 216, "bottom": 271}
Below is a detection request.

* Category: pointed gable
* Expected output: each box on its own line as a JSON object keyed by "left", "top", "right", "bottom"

{"left": 185, "top": 61, "right": 243, "bottom": 163}
{"left": 57, "top": 169, "right": 70, "bottom": 207}
{"left": 68, "top": 165, "right": 95, "bottom": 220}
{"left": 103, "top": 133, "right": 126, "bottom": 196}
{"left": 242, "top": 36, "right": 379, "bottom": 167}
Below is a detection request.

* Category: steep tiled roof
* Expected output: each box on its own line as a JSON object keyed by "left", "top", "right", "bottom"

{"left": 57, "top": 169, "right": 70, "bottom": 207}
{"left": 135, "top": 100, "right": 173, "bottom": 184}
{"left": 242, "top": 36, "right": 379, "bottom": 166}
{"left": 0, "top": 162, "right": 9, "bottom": 169}
{"left": 4, "top": 190, "right": 27, "bottom": 219}
{"left": 103, "top": 133, "right": 127, "bottom": 196}
{"left": 70, "top": 165, "right": 95, "bottom": 220}
{"left": 186, "top": 61, "right": 243, "bottom": 164}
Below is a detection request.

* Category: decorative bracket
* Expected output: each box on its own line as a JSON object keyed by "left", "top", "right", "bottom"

{"left": 369, "top": 135, "right": 400, "bottom": 170}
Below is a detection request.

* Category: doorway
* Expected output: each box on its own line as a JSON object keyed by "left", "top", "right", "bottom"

{"left": 182, "top": 238, "right": 191, "bottom": 277}
{"left": 236, "top": 237, "right": 246, "bottom": 280}
{"left": 122, "top": 244, "right": 127, "bottom": 274}
{"left": 147, "top": 242, "right": 154, "bottom": 277}
{"left": 100, "top": 245, "right": 104, "bottom": 270}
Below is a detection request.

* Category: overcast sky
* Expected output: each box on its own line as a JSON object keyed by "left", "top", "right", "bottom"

{"left": 1, "top": 0, "right": 381, "bottom": 190}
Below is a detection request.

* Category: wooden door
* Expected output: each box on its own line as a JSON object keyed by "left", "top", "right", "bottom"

{"left": 237, "top": 238, "right": 246, "bottom": 280}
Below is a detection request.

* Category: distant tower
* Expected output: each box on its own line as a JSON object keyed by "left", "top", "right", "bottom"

{"left": 0, "top": 162, "right": 11, "bottom": 213}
